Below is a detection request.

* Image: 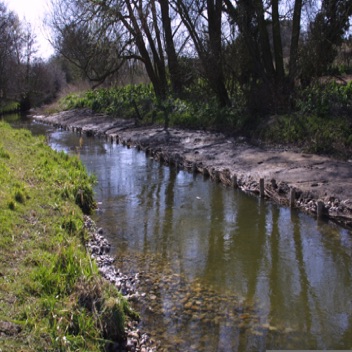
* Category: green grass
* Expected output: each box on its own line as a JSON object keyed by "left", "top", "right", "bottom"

{"left": 0, "top": 122, "right": 136, "bottom": 351}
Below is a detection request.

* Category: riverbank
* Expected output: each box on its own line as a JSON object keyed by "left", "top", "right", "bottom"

{"left": 34, "top": 109, "right": 352, "bottom": 228}
{"left": 0, "top": 122, "right": 149, "bottom": 351}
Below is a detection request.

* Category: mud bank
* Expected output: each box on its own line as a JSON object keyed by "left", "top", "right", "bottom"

{"left": 34, "top": 109, "right": 352, "bottom": 228}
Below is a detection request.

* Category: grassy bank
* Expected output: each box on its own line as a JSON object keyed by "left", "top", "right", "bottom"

{"left": 59, "top": 84, "right": 247, "bottom": 132}
{"left": 0, "top": 122, "right": 135, "bottom": 351}
{"left": 57, "top": 82, "right": 352, "bottom": 159}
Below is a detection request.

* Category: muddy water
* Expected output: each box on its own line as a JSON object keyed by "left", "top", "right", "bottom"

{"left": 6, "top": 114, "right": 352, "bottom": 351}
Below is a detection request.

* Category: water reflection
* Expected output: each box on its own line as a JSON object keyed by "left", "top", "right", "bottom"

{"left": 1, "top": 113, "right": 54, "bottom": 136}
{"left": 76, "top": 137, "right": 352, "bottom": 351}
{"left": 7, "top": 114, "right": 352, "bottom": 351}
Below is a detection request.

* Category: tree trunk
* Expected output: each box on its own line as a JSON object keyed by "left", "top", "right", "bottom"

{"left": 159, "top": 0, "right": 183, "bottom": 96}
{"left": 175, "top": 0, "right": 229, "bottom": 107}
{"left": 254, "top": 0, "right": 275, "bottom": 79}
{"left": 271, "top": 0, "right": 285, "bottom": 82}
{"left": 122, "top": 0, "right": 168, "bottom": 100}
{"left": 289, "top": 0, "right": 302, "bottom": 86}
{"left": 206, "top": 0, "right": 230, "bottom": 107}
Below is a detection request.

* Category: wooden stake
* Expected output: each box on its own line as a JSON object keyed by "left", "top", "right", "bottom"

{"left": 290, "top": 188, "right": 296, "bottom": 208}
{"left": 215, "top": 170, "right": 220, "bottom": 182}
{"left": 259, "top": 178, "right": 265, "bottom": 198}
{"left": 231, "top": 175, "right": 238, "bottom": 188}
{"left": 192, "top": 163, "right": 197, "bottom": 174}
{"left": 317, "top": 200, "right": 324, "bottom": 219}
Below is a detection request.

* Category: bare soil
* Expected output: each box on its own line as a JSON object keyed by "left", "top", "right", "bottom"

{"left": 34, "top": 109, "right": 352, "bottom": 228}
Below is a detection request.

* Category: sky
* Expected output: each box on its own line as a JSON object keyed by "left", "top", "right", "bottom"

{"left": 6, "top": 0, "right": 55, "bottom": 60}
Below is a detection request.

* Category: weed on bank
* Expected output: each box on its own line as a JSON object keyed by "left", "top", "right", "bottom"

{"left": 0, "top": 122, "right": 135, "bottom": 351}
{"left": 59, "top": 82, "right": 352, "bottom": 159}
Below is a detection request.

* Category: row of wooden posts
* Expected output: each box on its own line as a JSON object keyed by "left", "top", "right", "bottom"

{"left": 112, "top": 136, "right": 327, "bottom": 221}
{"left": 259, "top": 177, "right": 325, "bottom": 219}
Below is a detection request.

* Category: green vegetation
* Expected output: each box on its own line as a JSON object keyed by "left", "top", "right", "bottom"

{"left": 0, "top": 101, "right": 20, "bottom": 114}
{"left": 60, "top": 83, "right": 247, "bottom": 132}
{"left": 43, "top": 0, "right": 352, "bottom": 160}
{"left": 59, "top": 80, "right": 352, "bottom": 159}
{"left": 258, "top": 81, "right": 352, "bottom": 156}
{"left": 0, "top": 122, "right": 136, "bottom": 351}
{"left": 259, "top": 113, "right": 352, "bottom": 155}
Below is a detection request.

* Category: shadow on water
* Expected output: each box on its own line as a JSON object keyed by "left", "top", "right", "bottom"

{"left": 7, "top": 114, "right": 352, "bottom": 351}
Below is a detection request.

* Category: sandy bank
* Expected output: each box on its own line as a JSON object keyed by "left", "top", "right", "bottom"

{"left": 34, "top": 109, "right": 352, "bottom": 228}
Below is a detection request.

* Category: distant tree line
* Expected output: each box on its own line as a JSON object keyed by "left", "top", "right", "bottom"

{"left": 48, "top": 0, "right": 352, "bottom": 116}
{"left": 0, "top": 1, "right": 65, "bottom": 111}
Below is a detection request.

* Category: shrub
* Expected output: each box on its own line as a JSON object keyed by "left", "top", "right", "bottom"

{"left": 260, "top": 113, "right": 352, "bottom": 158}
{"left": 0, "top": 101, "right": 20, "bottom": 114}
{"left": 296, "top": 81, "right": 352, "bottom": 118}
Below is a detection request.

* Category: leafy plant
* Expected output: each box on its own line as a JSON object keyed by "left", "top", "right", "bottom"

{"left": 296, "top": 81, "right": 352, "bottom": 118}
{"left": 0, "top": 101, "right": 20, "bottom": 114}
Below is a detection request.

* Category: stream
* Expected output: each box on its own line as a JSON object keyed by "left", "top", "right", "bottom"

{"left": 4, "top": 113, "right": 352, "bottom": 351}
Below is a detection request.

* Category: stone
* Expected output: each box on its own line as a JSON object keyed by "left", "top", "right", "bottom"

{"left": 0, "top": 321, "right": 21, "bottom": 335}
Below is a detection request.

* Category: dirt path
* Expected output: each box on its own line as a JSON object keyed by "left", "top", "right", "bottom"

{"left": 34, "top": 109, "right": 352, "bottom": 228}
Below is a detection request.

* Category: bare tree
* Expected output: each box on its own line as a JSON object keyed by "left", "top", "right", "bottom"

{"left": 159, "top": 0, "right": 184, "bottom": 96}
{"left": 172, "top": 0, "right": 230, "bottom": 107}
{"left": 300, "top": 0, "right": 352, "bottom": 84}
{"left": 49, "top": 0, "right": 187, "bottom": 100}
{"left": 49, "top": 0, "right": 126, "bottom": 87}
{"left": 47, "top": 0, "right": 352, "bottom": 118}
{"left": 15, "top": 22, "right": 39, "bottom": 109}
{"left": 116, "top": 0, "right": 169, "bottom": 99}
{"left": 288, "top": 0, "right": 303, "bottom": 85}
{"left": 0, "top": 2, "right": 21, "bottom": 101}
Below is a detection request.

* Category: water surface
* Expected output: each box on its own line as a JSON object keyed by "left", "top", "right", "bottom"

{"left": 5, "top": 114, "right": 352, "bottom": 351}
